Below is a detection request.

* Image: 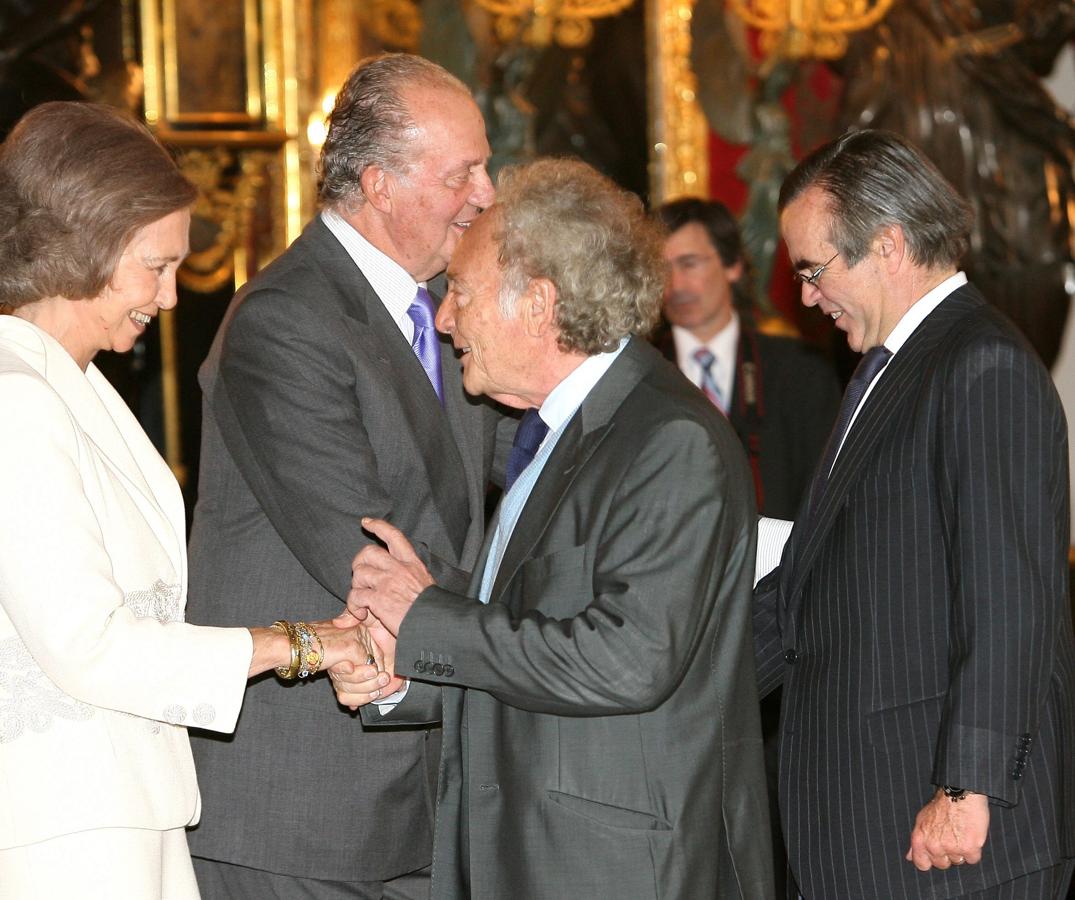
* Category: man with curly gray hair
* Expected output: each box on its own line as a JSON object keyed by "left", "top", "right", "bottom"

{"left": 333, "top": 158, "right": 776, "bottom": 899}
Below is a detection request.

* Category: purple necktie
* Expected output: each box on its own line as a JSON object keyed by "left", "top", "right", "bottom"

{"left": 407, "top": 287, "right": 444, "bottom": 406}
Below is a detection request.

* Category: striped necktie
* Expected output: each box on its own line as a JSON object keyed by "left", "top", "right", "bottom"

{"left": 693, "top": 347, "right": 726, "bottom": 413}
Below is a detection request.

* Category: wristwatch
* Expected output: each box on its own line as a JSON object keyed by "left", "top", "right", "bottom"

{"left": 942, "top": 785, "right": 968, "bottom": 802}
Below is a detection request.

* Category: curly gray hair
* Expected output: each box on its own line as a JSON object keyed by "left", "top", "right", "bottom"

{"left": 492, "top": 158, "right": 664, "bottom": 355}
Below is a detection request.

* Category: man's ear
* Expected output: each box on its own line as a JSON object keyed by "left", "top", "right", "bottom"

{"left": 522, "top": 278, "right": 558, "bottom": 337}
{"left": 873, "top": 223, "right": 906, "bottom": 273}
{"left": 359, "top": 165, "right": 393, "bottom": 213}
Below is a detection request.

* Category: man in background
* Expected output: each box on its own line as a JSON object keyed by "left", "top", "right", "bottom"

{"left": 655, "top": 198, "right": 841, "bottom": 894}
{"left": 654, "top": 198, "right": 840, "bottom": 519}
{"left": 186, "top": 53, "right": 498, "bottom": 899}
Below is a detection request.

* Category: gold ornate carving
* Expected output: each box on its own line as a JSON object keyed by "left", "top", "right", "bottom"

{"left": 137, "top": 0, "right": 310, "bottom": 482}
{"left": 175, "top": 148, "right": 274, "bottom": 293}
{"left": 647, "top": 0, "right": 709, "bottom": 203}
{"left": 475, "top": 0, "right": 635, "bottom": 47}
{"left": 727, "top": 0, "right": 895, "bottom": 60}
{"left": 357, "top": 0, "right": 422, "bottom": 50}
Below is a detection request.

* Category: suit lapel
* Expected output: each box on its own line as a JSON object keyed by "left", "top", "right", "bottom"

{"left": 486, "top": 339, "right": 652, "bottom": 605}
{"left": 306, "top": 221, "right": 471, "bottom": 554}
{"left": 0, "top": 317, "right": 185, "bottom": 580}
{"left": 441, "top": 342, "right": 487, "bottom": 558}
{"left": 784, "top": 287, "right": 985, "bottom": 606}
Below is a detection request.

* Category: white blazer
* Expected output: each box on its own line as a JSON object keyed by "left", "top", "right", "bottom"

{"left": 0, "top": 315, "right": 251, "bottom": 849}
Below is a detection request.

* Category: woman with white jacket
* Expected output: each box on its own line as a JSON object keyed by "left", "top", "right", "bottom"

{"left": 0, "top": 101, "right": 388, "bottom": 898}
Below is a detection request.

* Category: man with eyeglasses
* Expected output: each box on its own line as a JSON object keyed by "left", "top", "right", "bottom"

{"left": 653, "top": 198, "right": 840, "bottom": 520}
{"left": 754, "top": 129, "right": 1075, "bottom": 899}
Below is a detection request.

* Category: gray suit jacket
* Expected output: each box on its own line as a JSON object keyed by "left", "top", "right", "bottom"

{"left": 185, "top": 216, "right": 497, "bottom": 880}
{"left": 387, "top": 338, "right": 774, "bottom": 899}
{"left": 755, "top": 284, "right": 1075, "bottom": 899}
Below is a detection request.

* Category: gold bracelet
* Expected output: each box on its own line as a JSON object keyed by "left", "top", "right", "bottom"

{"left": 294, "top": 621, "right": 324, "bottom": 678}
{"left": 271, "top": 620, "right": 301, "bottom": 680}
{"left": 307, "top": 624, "right": 325, "bottom": 675}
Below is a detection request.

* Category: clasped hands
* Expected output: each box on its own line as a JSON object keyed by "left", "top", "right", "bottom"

{"left": 329, "top": 517, "right": 434, "bottom": 710}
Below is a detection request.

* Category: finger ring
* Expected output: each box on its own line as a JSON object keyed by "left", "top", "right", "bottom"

{"left": 954, "top": 856, "right": 965, "bottom": 865}
{"left": 366, "top": 655, "right": 376, "bottom": 666}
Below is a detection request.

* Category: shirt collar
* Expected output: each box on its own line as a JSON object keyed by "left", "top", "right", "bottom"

{"left": 320, "top": 208, "right": 424, "bottom": 329}
{"left": 671, "top": 312, "right": 739, "bottom": 371}
{"left": 538, "top": 338, "right": 630, "bottom": 434}
{"left": 884, "top": 271, "right": 967, "bottom": 356}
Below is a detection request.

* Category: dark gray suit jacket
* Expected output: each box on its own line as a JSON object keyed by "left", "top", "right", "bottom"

{"left": 755, "top": 284, "right": 1075, "bottom": 899}
{"left": 386, "top": 338, "right": 775, "bottom": 899}
{"left": 185, "top": 216, "right": 497, "bottom": 881}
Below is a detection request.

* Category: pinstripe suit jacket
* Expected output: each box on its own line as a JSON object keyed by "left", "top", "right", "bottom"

{"left": 754, "top": 284, "right": 1075, "bottom": 899}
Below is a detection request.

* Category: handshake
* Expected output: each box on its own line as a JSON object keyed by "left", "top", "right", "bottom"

{"left": 327, "top": 516, "right": 435, "bottom": 710}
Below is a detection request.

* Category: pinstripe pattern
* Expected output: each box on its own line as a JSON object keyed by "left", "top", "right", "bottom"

{"left": 754, "top": 284, "right": 1075, "bottom": 899}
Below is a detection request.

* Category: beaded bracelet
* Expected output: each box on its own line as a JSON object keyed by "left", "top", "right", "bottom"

{"left": 294, "top": 621, "right": 325, "bottom": 678}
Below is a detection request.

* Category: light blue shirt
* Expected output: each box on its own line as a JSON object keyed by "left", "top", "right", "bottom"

{"left": 478, "top": 339, "right": 628, "bottom": 604}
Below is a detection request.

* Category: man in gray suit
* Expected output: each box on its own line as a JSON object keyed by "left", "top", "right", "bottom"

{"left": 185, "top": 54, "right": 498, "bottom": 898}
{"left": 755, "top": 130, "right": 1075, "bottom": 898}
{"left": 334, "top": 158, "right": 774, "bottom": 899}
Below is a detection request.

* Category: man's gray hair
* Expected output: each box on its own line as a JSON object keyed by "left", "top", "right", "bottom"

{"left": 778, "top": 129, "right": 972, "bottom": 270}
{"left": 317, "top": 53, "right": 470, "bottom": 211}
{"left": 492, "top": 158, "right": 664, "bottom": 355}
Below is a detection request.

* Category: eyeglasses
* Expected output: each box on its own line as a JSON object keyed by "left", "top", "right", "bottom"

{"left": 794, "top": 252, "right": 839, "bottom": 287}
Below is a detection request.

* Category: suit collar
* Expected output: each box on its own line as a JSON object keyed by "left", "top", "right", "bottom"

{"left": 783, "top": 285, "right": 986, "bottom": 605}
{"left": 319, "top": 208, "right": 419, "bottom": 323}
{"left": 296, "top": 219, "right": 477, "bottom": 554}
{"left": 484, "top": 337, "right": 656, "bottom": 602}
{"left": 0, "top": 316, "right": 185, "bottom": 577}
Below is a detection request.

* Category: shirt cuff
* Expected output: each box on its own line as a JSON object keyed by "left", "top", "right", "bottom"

{"left": 371, "top": 678, "right": 410, "bottom": 716}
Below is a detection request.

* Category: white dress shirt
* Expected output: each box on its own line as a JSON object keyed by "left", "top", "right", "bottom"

{"left": 321, "top": 208, "right": 426, "bottom": 335}
{"left": 671, "top": 313, "right": 739, "bottom": 406}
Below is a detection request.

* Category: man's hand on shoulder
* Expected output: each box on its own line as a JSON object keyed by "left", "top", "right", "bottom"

{"left": 906, "top": 788, "right": 989, "bottom": 872}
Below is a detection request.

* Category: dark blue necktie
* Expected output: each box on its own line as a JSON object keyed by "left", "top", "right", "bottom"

{"left": 407, "top": 287, "right": 443, "bottom": 406}
{"left": 809, "top": 345, "right": 892, "bottom": 515}
{"left": 505, "top": 408, "right": 550, "bottom": 492}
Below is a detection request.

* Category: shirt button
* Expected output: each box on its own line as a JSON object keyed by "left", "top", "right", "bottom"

{"left": 784, "top": 649, "right": 799, "bottom": 664}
